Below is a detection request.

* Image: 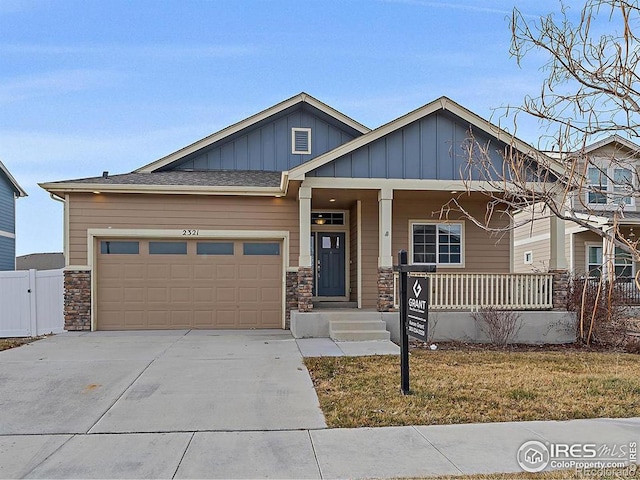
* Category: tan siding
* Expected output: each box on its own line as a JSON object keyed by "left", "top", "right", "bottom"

{"left": 360, "top": 198, "right": 379, "bottom": 309}
{"left": 514, "top": 238, "right": 551, "bottom": 273}
{"left": 392, "top": 191, "right": 510, "bottom": 273}
{"left": 574, "top": 230, "right": 602, "bottom": 275}
{"left": 69, "top": 193, "right": 299, "bottom": 266}
{"left": 349, "top": 202, "right": 358, "bottom": 303}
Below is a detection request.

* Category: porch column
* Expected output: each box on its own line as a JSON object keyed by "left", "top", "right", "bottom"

{"left": 602, "top": 227, "right": 615, "bottom": 282}
{"left": 377, "top": 188, "right": 394, "bottom": 312}
{"left": 297, "top": 186, "right": 313, "bottom": 312}
{"left": 549, "top": 213, "right": 569, "bottom": 310}
{"left": 548, "top": 214, "right": 567, "bottom": 271}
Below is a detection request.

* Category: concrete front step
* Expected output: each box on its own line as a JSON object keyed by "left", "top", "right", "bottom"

{"left": 330, "top": 320, "right": 386, "bottom": 331}
{"left": 330, "top": 330, "right": 391, "bottom": 341}
{"left": 313, "top": 301, "right": 358, "bottom": 309}
{"left": 329, "top": 318, "right": 391, "bottom": 341}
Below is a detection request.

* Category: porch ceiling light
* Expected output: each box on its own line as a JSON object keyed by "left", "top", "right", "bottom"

{"left": 93, "top": 191, "right": 101, "bottom": 194}
{"left": 315, "top": 218, "right": 326, "bottom": 225}
{"left": 329, "top": 198, "right": 336, "bottom": 202}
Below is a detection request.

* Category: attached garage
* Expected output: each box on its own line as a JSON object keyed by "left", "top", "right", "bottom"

{"left": 96, "top": 238, "right": 283, "bottom": 330}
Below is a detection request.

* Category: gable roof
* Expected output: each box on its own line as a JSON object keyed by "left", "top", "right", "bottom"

{"left": 0, "top": 160, "right": 27, "bottom": 197}
{"left": 287, "top": 96, "right": 565, "bottom": 180}
{"left": 583, "top": 134, "right": 640, "bottom": 155}
{"left": 136, "top": 92, "right": 370, "bottom": 173}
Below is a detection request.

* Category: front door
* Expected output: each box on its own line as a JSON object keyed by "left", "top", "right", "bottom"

{"left": 315, "top": 232, "right": 346, "bottom": 297}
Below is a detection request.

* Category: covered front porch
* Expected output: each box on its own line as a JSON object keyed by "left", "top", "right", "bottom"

{"left": 289, "top": 181, "right": 569, "bottom": 319}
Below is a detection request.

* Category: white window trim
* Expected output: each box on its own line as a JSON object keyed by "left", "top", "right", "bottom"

{"left": 291, "top": 127, "right": 311, "bottom": 155}
{"left": 409, "top": 220, "right": 465, "bottom": 268}
{"left": 523, "top": 251, "right": 533, "bottom": 265}
{"left": 586, "top": 164, "right": 635, "bottom": 207}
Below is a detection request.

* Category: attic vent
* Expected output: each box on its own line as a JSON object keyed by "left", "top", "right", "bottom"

{"left": 292, "top": 128, "right": 311, "bottom": 155}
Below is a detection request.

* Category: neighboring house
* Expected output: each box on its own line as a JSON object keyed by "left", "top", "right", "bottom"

{"left": 40, "top": 93, "right": 565, "bottom": 332}
{"left": 0, "top": 160, "right": 27, "bottom": 271}
{"left": 514, "top": 135, "right": 640, "bottom": 284}
{"left": 16, "top": 252, "right": 65, "bottom": 271}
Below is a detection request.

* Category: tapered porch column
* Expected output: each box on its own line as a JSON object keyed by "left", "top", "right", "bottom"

{"left": 298, "top": 186, "right": 313, "bottom": 312}
{"left": 377, "top": 188, "right": 394, "bottom": 311}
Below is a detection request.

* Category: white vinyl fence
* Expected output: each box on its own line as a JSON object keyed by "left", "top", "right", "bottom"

{"left": 0, "top": 269, "right": 64, "bottom": 338}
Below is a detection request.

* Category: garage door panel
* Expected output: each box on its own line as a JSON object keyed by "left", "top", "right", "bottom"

{"left": 193, "top": 287, "right": 213, "bottom": 302}
{"left": 216, "top": 265, "right": 237, "bottom": 280}
{"left": 147, "top": 264, "right": 171, "bottom": 280}
{"left": 97, "top": 238, "right": 282, "bottom": 330}
{"left": 215, "top": 287, "right": 236, "bottom": 302}
{"left": 147, "top": 287, "right": 168, "bottom": 302}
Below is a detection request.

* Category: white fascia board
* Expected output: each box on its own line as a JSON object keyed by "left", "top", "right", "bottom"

{"left": 135, "top": 93, "right": 369, "bottom": 174}
{"left": 301, "top": 177, "right": 554, "bottom": 193}
{"left": 289, "top": 96, "right": 564, "bottom": 181}
{"left": 0, "top": 160, "right": 27, "bottom": 197}
{"left": 583, "top": 135, "right": 640, "bottom": 155}
{"left": 39, "top": 182, "right": 285, "bottom": 197}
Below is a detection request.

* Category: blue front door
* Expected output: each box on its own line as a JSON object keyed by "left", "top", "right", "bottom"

{"left": 316, "top": 232, "right": 346, "bottom": 297}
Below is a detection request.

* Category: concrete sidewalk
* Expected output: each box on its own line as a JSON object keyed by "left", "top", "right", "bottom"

{"left": 2, "top": 417, "right": 638, "bottom": 478}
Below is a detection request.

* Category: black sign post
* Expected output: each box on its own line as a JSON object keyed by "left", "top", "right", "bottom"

{"left": 396, "top": 250, "right": 433, "bottom": 395}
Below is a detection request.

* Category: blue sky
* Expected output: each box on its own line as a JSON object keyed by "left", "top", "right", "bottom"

{"left": 0, "top": 0, "right": 563, "bottom": 256}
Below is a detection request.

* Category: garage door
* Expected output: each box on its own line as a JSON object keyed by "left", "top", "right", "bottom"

{"left": 96, "top": 239, "right": 282, "bottom": 330}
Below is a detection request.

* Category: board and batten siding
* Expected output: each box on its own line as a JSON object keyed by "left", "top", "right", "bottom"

{"left": 307, "top": 111, "right": 506, "bottom": 181}
{"left": 172, "top": 106, "right": 357, "bottom": 172}
{"left": 68, "top": 193, "right": 300, "bottom": 267}
{"left": 391, "top": 192, "right": 510, "bottom": 273}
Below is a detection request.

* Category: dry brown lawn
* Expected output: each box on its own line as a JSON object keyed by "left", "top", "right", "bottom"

{"left": 305, "top": 350, "right": 640, "bottom": 428}
{"left": 0, "top": 337, "right": 41, "bottom": 351}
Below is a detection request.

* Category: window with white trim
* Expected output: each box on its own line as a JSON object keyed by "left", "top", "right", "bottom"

{"left": 411, "top": 222, "right": 463, "bottom": 265}
{"left": 524, "top": 251, "right": 533, "bottom": 264}
{"left": 587, "top": 165, "right": 634, "bottom": 206}
{"left": 291, "top": 128, "right": 311, "bottom": 154}
{"left": 586, "top": 244, "right": 634, "bottom": 279}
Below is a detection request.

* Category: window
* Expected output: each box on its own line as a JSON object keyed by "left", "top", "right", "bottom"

{"left": 587, "top": 245, "right": 634, "bottom": 279}
{"left": 100, "top": 241, "right": 139, "bottom": 255}
{"left": 524, "top": 251, "right": 533, "bottom": 265}
{"left": 587, "top": 245, "right": 603, "bottom": 278}
{"left": 412, "top": 223, "right": 462, "bottom": 265}
{"left": 312, "top": 212, "right": 344, "bottom": 225}
{"left": 149, "top": 241, "right": 187, "bottom": 255}
{"left": 587, "top": 165, "right": 634, "bottom": 205}
{"left": 197, "top": 242, "right": 234, "bottom": 255}
{"left": 615, "top": 247, "right": 633, "bottom": 278}
{"left": 587, "top": 167, "right": 607, "bottom": 204}
{"left": 613, "top": 168, "right": 633, "bottom": 205}
{"left": 243, "top": 242, "right": 280, "bottom": 255}
{"left": 291, "top": 128, "right": 311, "bottom": 154}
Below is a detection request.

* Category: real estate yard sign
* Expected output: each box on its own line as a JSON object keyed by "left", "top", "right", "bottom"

{"left": 407, "top": 277, "right": 428, "bottom": 342}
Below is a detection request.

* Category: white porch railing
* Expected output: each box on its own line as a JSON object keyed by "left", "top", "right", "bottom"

{"left": 393, "top": 272, "right": 554, "bottom": 310}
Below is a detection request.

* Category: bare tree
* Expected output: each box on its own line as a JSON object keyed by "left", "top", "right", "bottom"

{"left": 442, "top": 0, "right": 640, "bottom": 276}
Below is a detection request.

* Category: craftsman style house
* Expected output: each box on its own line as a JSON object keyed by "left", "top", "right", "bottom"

{"left": 41, "top": 93, "right": 566, "bottom": 332}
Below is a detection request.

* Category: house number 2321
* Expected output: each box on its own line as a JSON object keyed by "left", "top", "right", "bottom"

{"left": 182, "top": 229, "right": 199, "bottom": 236}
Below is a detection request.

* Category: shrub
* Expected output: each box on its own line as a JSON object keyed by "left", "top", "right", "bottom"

{"left": 472, "top": 307, "right": 522, "bottom": 346}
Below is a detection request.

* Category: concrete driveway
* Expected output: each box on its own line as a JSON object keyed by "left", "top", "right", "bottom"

{"left": 0, "top": 330, "right": 326, "bottom": 435}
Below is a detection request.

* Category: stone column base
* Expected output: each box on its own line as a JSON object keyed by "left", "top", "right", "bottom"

{"left": 64, "top": 269, "right": 91, "bottom": 331}
{"left": 297, "top": 266, "right": 314, "bottom": 312}
{"left": 285, "top": 271, "right": 298, "bottom": 329}
{"left": 549, "top": 269, "right": 569, "bottom": 311}
{"left": 377, "top": 267, "right": 394, "bottom": 312}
